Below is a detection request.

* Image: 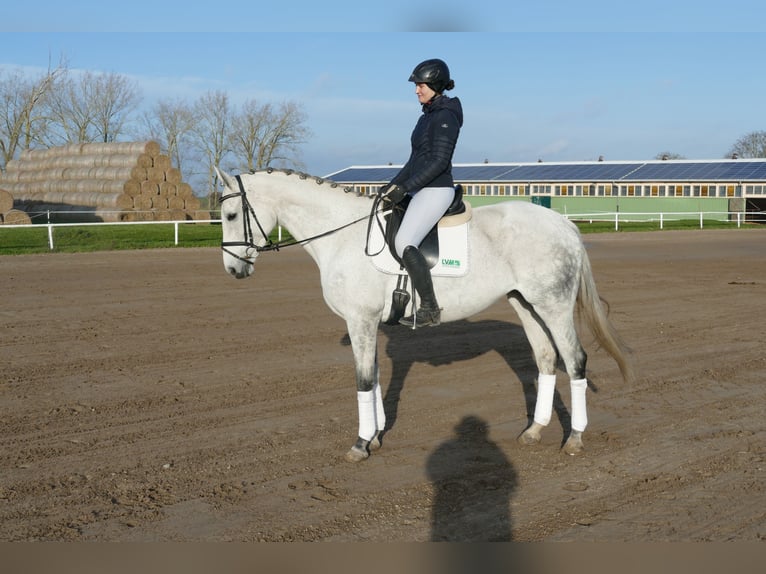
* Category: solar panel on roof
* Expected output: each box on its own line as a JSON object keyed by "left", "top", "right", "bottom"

{"left": 453, "top": 165, "right": 519, "bottom": 180}
{"left": 499, "top": 163, "right": 644, "bottom": 181}
{"left": 327, "top": 160, "right": 766, "bottom": 184}
{"left": 625, "top": 161, "right": 766, "bottom": 181}
{"left": 326, "top": 166, "right": 401, "bottom": 182}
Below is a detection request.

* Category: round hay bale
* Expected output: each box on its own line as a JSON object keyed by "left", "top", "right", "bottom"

{"left": 113, "top": 193, "right": 134, "bottom": 210}
{"left": 94, "top": 208, "right": 131, "bottom": 223}
{"left": 133, "top": 195, "right": 153, "bottom": 211}
{"left": 158, "top": 181, "right": 176, "bottom": 197}
{"left": 153, "top": 210, "right": 173, "bottom": 221}
{"left": 146, "top": 166, "right": 165, "bottom": 181}
{"left": 136, "top": 153, "right": 154, "bottom": 169}
{"left": 168, "top": 195, "right": 185, "bottom": 210}
{"left": 120, "top": 211, "right": 139, "bottom": 222}
{"left": 0, "top": 189, "right": 13, "bottom": 213}
{"left": 130, "top": 166, "right": 148, "bottom": 181}
{"left": 169, "top": 209, "right": 188, "bottom": 221}
{"left": 165, "top": 168, "right": 182, "bottom": 184}
{"left": 123, "top": 180, "right": 141, "bottom": 197}
{"left": 140, "top": 180, "right": 160, "bottom": 195}
{"left": 133, "top": 210, "right": 156, "bottom": 221}
{"left": 152, "top": 196, "right": 169, "bottom": 209}
{"left": 2, "top": 209, "right": 32, "bottom": 225}
{"left": 152, "top": 155, "right": 171, "bottom": 170}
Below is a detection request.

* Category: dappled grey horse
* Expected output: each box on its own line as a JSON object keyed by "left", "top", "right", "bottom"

{"left": 218, "top": 168, "right": 633, "bottom": 461}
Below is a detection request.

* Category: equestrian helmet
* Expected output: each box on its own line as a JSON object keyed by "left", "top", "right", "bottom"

{"left": 408, "top": 59, "right": 454, "bottom": 93}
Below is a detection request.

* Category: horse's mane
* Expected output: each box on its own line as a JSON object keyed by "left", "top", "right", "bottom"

{"left": 257, "top": 167, "right": 371, "bottom": 199}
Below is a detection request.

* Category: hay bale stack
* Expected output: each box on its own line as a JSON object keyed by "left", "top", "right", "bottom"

{"left": 0, "top": 141, "right": 205, "bottom": 224}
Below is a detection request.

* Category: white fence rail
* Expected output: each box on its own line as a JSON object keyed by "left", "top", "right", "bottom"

{"left": 2, "top": 218, "right": 220, "bottom": 250}
{"left": 561, "top": 210, "right": 763, "bottom": 231}
{"left": 0, "top": 210, "right": 762, "bottom": 250}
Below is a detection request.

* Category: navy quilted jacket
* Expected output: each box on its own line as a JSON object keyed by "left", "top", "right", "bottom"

{"left": 391, "top": 95, "right": 463, "bottom": 194}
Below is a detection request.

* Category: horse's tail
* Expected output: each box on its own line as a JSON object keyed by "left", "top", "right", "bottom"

{"left": 578, "top": 250, "right": 635, "bottom": 384}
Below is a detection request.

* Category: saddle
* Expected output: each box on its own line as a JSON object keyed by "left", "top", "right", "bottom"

{"left": 385, "top": 185, "right": 467, "bottom": 268}
{"left": 383, "top": 185, "right": 469, "bottom": 325}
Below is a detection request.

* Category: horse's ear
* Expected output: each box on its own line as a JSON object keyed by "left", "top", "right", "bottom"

{"left": 215, "top": 166, "right": 235, "bottom": 190}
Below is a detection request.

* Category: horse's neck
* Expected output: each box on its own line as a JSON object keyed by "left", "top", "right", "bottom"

{"left": 258, "top": 173, "right": 368, "bottom": 243}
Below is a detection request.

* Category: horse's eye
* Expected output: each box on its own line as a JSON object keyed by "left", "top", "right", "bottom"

{"left": 226, "top": 212, "right": 237, "bottom": 222}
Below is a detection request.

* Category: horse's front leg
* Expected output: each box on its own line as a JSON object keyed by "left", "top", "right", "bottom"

{"left": 344, "top": 318, "right": 386, "bottom": 463}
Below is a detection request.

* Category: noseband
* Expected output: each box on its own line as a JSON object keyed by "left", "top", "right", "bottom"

{"left": 219, "top": 175, "right": 276, "bottom": 264}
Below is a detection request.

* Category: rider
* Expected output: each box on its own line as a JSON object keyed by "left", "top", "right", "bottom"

{"left": 378, "top": 58, "right": 464, "bottom": 328}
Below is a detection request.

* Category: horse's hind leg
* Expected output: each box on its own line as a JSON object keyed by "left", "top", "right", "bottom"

{"left": 508, "top": 294, "right": 559, "bottom": 447}
{"left": 538, "top": 309, "right": 589, "bottom": 455}
{"left": 510, "top": 293, "right": 589, "bottom": 455}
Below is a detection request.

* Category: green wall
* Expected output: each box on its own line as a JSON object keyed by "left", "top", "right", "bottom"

{"left": 552, "top": 197, "right": 730, "bottom": 220}
{"left": 464, "top": 195, "right": 732, "bottom": 220}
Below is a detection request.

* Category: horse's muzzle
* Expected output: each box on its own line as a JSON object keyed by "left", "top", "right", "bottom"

{"left": 227, "top": 263, "right": 253, "bottom": 279}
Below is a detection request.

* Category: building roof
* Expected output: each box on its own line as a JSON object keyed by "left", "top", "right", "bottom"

{"left": 326, "top": 159, "right": 766, "bottom": 184}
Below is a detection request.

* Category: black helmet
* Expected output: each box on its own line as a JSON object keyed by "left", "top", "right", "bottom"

{"left": 408, "top": 58, "right": 454, "bottom": 93}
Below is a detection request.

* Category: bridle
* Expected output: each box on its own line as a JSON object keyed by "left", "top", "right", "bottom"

{"left": 220, "top": 174, "right": 379, "bottom": 264}
{"left": 219, "top": 175, "right": 275, "bottom": 264}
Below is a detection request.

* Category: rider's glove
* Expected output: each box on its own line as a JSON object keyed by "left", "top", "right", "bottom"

{"left": 378, "top": 184, "right": 406, "bottom": 208}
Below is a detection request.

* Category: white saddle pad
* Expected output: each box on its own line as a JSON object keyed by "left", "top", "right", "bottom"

{"left": 367, "top": 210, "right": 470, "bottom": 277}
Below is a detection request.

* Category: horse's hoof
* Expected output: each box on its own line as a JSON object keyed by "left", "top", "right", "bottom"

{"left": 344, "top": 437, "right": 371, "bottom": 462}
{"left": 517, "top": 422, "right": 544, "bottom": 446}
{"left": 563, "top": 432, "right": 585, "bottom": 456}
{"left": 344, "top": 445, "right": 369, "bottom": 463}
{"left": 518, "top": 430, "right": 541, "bottom": 446}
{"left": 369, "top": 433, "right": 382, "bottom": 451}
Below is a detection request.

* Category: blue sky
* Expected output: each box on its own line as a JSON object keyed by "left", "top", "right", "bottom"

{"left": 2, "top": 2, "right": 765, "bottom": 176}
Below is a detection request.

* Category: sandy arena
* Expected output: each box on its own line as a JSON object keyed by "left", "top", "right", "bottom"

{"left": 1, "top": 228, "right": 764, "bottom": 541}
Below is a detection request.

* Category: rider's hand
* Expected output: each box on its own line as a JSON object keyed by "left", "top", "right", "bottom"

{"left": 378, "top": 184, "right": 406, "bottom": 207}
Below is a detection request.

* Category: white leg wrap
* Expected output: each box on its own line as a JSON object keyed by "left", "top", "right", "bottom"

{"left": 533, "top": 373, "right": 557, "bottom": 426}
{"left": 373, "top": 382, "right": 386, "bottom": 432}
{"left": 570, "top": 378, "right": 588, "bottom": 432}
{"left": 357, "top": 390, "right": 377, "bottom": 441}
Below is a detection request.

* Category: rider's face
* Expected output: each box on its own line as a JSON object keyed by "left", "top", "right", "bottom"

{"left": 415, "top": 82, "right": 436, "bottom": 104}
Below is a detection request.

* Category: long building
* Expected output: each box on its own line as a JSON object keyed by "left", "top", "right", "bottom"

{"left": 326, "top": 158, "right": 766, "bottom": 221}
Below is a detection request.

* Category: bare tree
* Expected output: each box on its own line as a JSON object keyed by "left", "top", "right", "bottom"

{"left": 230, "top": 99, "right": 311, "bottom": 172}
{"left": 189, "top": 90, "right": 232, "bottom": 200}
{"left": 230, "top": 98, "right": 272, "bottom": 173}
{"left": 90, "top": 72, "right": 142, "bottom": 143}
{"left": 727, "top": 130, "right": 766, "bottom": 158}
{"left": 43, "top": 70, "right": 141, "bottom": 145}
{"left": 138, "top": 97, "right": 195, "bottom": 175}
{"left": 261, "top": 101, "right": 311, "bottom": 170}
{"left": 0, "top": 60, "right": 66, "bottom": 170}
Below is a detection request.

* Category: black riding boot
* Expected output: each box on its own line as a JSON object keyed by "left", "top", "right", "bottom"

{"left": 399, "top": 245, "right": 441, "bottom": 328}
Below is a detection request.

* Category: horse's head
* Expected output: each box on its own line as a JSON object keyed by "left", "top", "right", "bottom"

{"left": 217, "top": 167, "right": 276, "bottom": 279}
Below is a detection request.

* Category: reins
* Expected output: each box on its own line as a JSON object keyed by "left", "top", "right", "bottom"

{"left": 220, "top": 174, "right": 384, "bottom": 264}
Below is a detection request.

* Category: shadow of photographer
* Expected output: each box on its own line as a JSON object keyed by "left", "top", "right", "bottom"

{"left": 426, "top": 414, "right": 517, "bottom": 542}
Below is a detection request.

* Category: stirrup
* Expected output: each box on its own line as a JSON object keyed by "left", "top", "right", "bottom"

{"left": 399, "top": 306, "right": 441, "bottom": 328}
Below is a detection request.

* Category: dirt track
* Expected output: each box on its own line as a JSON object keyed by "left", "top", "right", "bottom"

{"left": 1, "top": 228, "right": 764, "bottom": 541}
